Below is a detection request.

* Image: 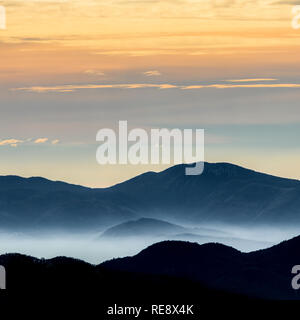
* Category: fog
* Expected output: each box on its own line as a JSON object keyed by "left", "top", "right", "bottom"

{"left": 0, "top": 224, "right": 299, "bottom": 264}
{"left": 0, "top": 232, "right": 152, "bottom": 264}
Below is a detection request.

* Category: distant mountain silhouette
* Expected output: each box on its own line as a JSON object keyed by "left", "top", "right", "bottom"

{"left": 1, "top": 236, "right": 300, "bottom": 300}
{"left": 168, "top": 232, "right": 272, "bottom": 252}
{"left": 100, "top": 218, "right": 270, "bottom": 251}
{"left": 0, "top": 175, "right": 139, "bottom": 229}
{"left": 111, "top": 162, "right": 300, "bottom": 225}
{"left": 102, "top": 237, "right": 300, "bottom": 300}
{"left": 1, "top": 162, "right": 300, "bottom": 229}
{"left": 100, "top": 218, "right": 186, "bottom": 238}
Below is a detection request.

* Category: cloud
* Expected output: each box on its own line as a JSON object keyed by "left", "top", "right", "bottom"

{"left": 0, "top": 137, "right": 60, "bottom": 147}
{"left": 34, "top": 138, "right": 48, "bottom": 144}
{"left": 14, "top": 82, "right": 300, "bottom": 93}
{"left": 84, "top": 70, "right": 105, "bottom": 76}
{"left": 143, "top": 70, "right": 162, "bottom": 76}
{"left": 0, "top": 138, "right": 54, "bottom": 147}
{"left": 14, "top": 83, "right": 178, "bottom": 93}
{"left": 225, "top": 78, "right": 278, "bottom": 82}
{"left": 181, "top": 83, "right": 300, "bottom": 89}
{"left": 273, "top": 1, "right": 300, "bottom": 5}
{"left": 0, "top": 139, "right": 23, "bottom": 147}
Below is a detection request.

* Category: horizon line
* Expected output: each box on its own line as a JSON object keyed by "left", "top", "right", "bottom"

{"left": 1, "top": 161, "right": 299, "bottom": 189}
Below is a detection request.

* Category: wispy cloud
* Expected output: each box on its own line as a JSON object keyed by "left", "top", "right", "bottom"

{"left": 143, "top": 70, "right": 162, "bottom": 76}
{"left": 34, "top": 138, "right": 48, "bottom": 144}
{"left": 14, "top": 83, "right": 177, "bottom": 93}
{"left": 51, "top": 139, "right": 60, "bottom": 145}
{"left": 14, "top": 82, "right": 300, "bottom": 93}
{"left": 225, "top": 78, "right": 278, "bottom": 82}
{"left": 273, "top": 1, "right": 300, "bottom": 5}
{"left": 84, "top": 70, "right": 105, "bottom": 76}
{"left": 0, "top": 137, "right": 60, "bottom": 147}
{"left": 0, "top": 139, "right": 23, "bottom": 147}
{"left": 181, "top": 83, "right": 300, "bottom": 89}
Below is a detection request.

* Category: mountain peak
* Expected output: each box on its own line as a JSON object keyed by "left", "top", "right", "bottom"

{"left": 138, "top": 240, "right": 240, "bottom": 258}
{"left": 1, "top": 161, "right": 300, "bottom": 229}
{"left": 101, "top": 218, "right": 185, "bottom": 238}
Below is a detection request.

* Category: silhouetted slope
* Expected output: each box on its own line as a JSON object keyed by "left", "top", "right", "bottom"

{"left": 0, "top": 176, "right": 139, "bottom": 229}
{"left": 102, "top": 238, "right": 300, "bottom": 300}
{"left": 1, "top": 162, "right": 300, "bottom": 229}
{"left": 1, "top": 237, "right": 300, "bottom": 300}
{"left": 249, "top": 235, "right": 300, "bottom": 272}
{"left": 102, "top": 241, "right": 241, "bottom": 277}
{"left": 0, "top": 252, "right": 250, "bottom": 307}
{"left": 111, "top": 162, "right": 300, "bottom": 224}
{"left": 0, "top": 176, "right": 87, "bottom": 192}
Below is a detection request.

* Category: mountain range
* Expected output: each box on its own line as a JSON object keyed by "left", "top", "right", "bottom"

{"left": 1, "top": 236, "right": 300, "bottom": 300}
{"left": 99, "top": 218, "right": 271, "bottom": 252}
{"left": 1, "top": 162, "right": 300, "bottom": 230}
{"left": 102, "top": 238, "right": 300, "bottom": 300}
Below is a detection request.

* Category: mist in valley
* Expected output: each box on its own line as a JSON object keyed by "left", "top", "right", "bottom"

{"left": 0, "top": 223, "right": 300, "bottom": 264}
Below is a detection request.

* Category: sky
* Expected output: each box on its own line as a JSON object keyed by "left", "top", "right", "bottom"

{"left": 1, "top": 0, "right": 300, "bottom": 187}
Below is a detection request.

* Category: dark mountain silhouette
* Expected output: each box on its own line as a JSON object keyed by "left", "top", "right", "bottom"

{"left": 0, "top": 252, "right": 260, "bottom": 319}
{"left": 168, "top": 232, "right": 272, "bottom": 251}
{"left": 102, "top": 237, "right": 300, "bottom": 300}
{"left": 0, "top": 175, "right": 139, "bottom": 229}
{"left": 1, "top": 162, "right": 300, "bottom": 229}
{"left": 100, "top": 218, "right": 186, "bottom": 238}
{"left": 1, "top": 236, "right": 300, "bottom": 301}
{"left": 111, "top": 162, "right": 300, "bottom": 225}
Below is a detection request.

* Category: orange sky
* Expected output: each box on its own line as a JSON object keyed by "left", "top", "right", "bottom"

{"left": 1, "top": 0, "right": 300, "bottom": 83}
{"left": 1, "top": 0, "right": 300, "bottom": 187}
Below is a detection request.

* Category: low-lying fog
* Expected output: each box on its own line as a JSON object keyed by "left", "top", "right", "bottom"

{"left": 0, "top": 224, "right": 300, "bottom": 264}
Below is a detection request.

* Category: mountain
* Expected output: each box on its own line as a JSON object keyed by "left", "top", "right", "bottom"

{"left": 102, "top": 237, "right": 300, "bottom": 300}
{"left": 100, "top": 218, "right": 270, "bottom": 252}
{"left": 0, "top": 175, "right": 139, "bottom": 229}
{"left": 100, "top": 218, "right": 186, "bottom": 238}
{"left": 111, "top": 162, "right": 300, "bottom": 225}
{"left": 1, "top": 236, "right": 300, "bottom": 300}
{"left": 1, "top": 162, "right": 300, "bottom": 229}
{"left": 0, "top": 251, "right": 259, "bottom": 319}
{"left": 0, "top": 251, "right": 241, "bottom": 300}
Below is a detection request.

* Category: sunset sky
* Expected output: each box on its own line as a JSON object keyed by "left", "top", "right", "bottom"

{"left": 1, "top": 0, "right": 300, "bottom": 187}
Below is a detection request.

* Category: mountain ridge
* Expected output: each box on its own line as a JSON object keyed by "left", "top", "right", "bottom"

{"left": 1, "top": 236, "right": 300, "bottom": 299}
{"left": 100, "top": 217, "right": 186, "bottom": 238}
{"left": 101, "top": 236, "right": 300, "bottom": 299}
{"left": 1, "top": 162, "right": 300, "bottom": 229}
{"left": 3, "top": 161, "right": 298, "bottom": 190}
